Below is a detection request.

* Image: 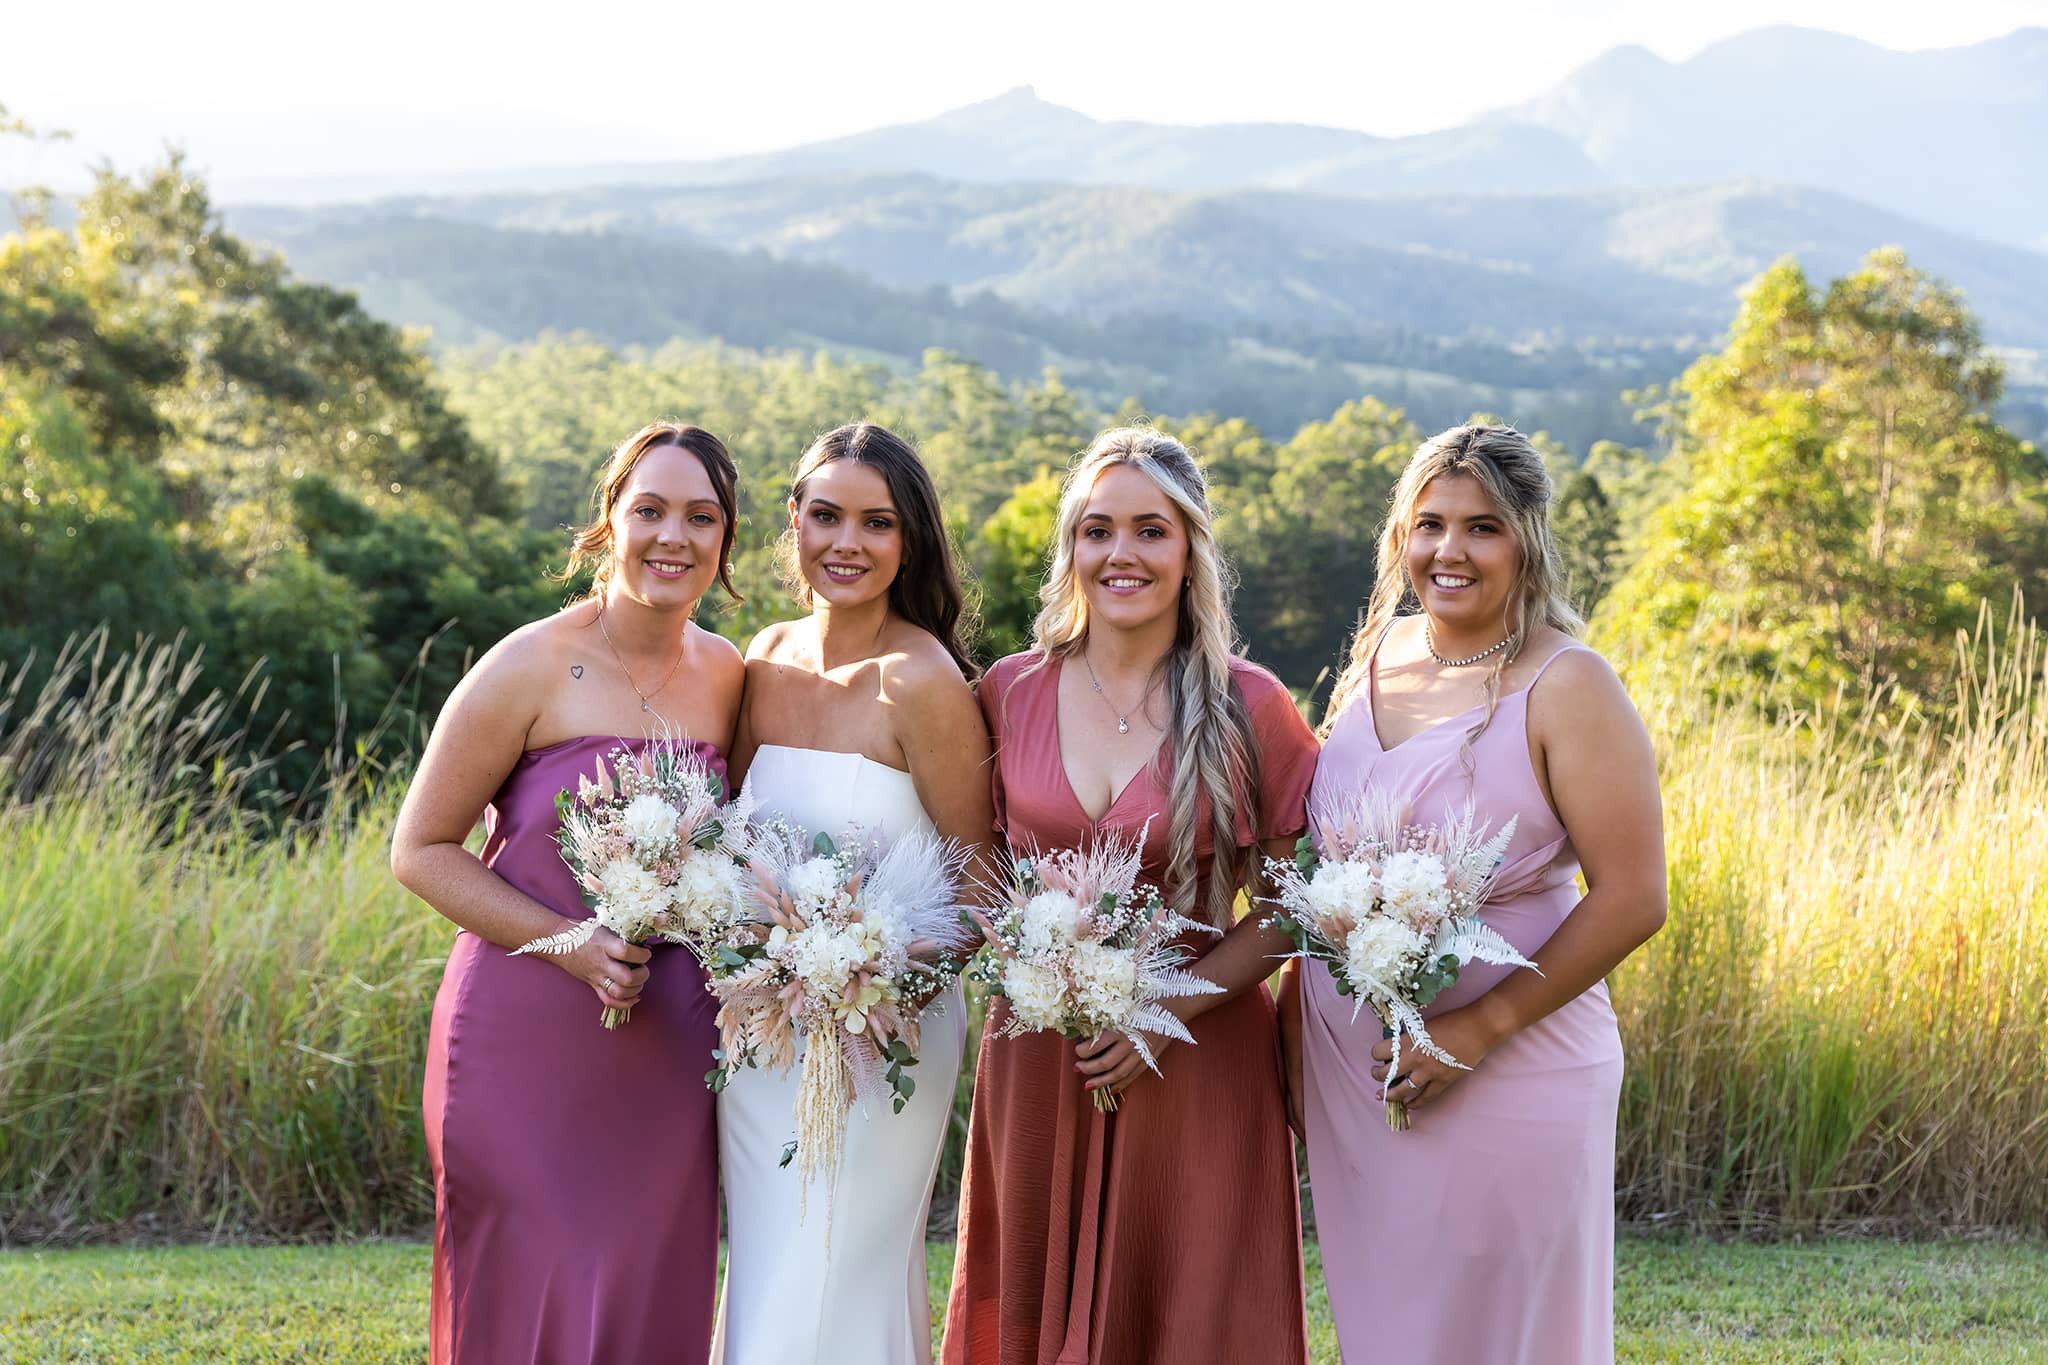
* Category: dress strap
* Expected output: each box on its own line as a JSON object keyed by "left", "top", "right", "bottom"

{"left": 1526, "top": 643, "right": 1596, "bottom": 690}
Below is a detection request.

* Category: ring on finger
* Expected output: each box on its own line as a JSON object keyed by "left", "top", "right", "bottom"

{"left": 602, "top": 977, "right": 616, "bottom": 993}
{"left": 1405, "top": 1076, "right": 1425, "bottom": 1093}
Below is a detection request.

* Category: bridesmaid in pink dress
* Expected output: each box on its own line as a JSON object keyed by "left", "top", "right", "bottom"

{"left": 944, "top": 427, "right": 1319, "bottom": 1365}
{"left": 392, "top": 423, "right": 747, "bottom": 1364}
{"left": 1280, "top": 425, "right": 1667, "bottom": 1364}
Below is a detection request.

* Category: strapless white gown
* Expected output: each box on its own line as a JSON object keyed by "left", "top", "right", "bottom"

{"left": 711, "top": 744, "right": 967, "bottom": 1365}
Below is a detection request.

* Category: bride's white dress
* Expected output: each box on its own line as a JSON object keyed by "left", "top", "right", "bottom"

{"left": 711, "top": 744, "right": 967, "bottom": 1365}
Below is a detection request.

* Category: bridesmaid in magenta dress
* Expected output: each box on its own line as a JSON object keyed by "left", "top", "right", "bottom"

{"left": 1279, "top": 425, "right": 1667, "bottom": 1364}
{"left": 392, "top": 423, "right": 747, "bottom": 1364}
{"left": 944, "top": 427, "right": 1319, "bottom": 1365}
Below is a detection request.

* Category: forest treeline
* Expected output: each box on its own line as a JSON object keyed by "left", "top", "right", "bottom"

{"left": 4, "top": 156, "right": 2046, "bottom": 808}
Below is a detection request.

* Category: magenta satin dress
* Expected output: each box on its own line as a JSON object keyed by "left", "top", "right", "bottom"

{"left": 1302, "top": 643, "right": 1622, "bottom": 1364}
{"left": 421, "top": 735, "right": 723, "bottom": 1365}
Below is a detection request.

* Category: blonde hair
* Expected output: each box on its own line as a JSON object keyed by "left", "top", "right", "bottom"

{"left": 1024, "top": 426, "right": 1260, "bottom": 926}
{"left": 1323, "top": 424, "right": 1583, "bottom": 742}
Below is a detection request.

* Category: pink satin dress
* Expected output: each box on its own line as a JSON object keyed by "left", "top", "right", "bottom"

{"left": 1301, "top": 642, "right": 1622, "bottom": 1364}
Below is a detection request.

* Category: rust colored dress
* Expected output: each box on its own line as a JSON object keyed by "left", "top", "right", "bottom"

{"left": 942, "top": 652, "right": 1319, "bottom": 1365}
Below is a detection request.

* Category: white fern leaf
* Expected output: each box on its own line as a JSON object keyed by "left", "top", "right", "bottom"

{"left": 1127, "top": 1003, "right": 1200, "bottom": 1049}
{"left": 509, "top": 919, "right": 599, "bottom": 957}
{"left": 1432, "top": 919, "right": 1539, "bottom": 973}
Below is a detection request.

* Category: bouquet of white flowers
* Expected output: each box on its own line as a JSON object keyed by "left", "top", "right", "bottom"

{"left": 968, "top": 825, "right": 1222, "bottom": 1113}
{"left": 1265, "top": 793, "right": 1533, "bottom": 1129}
{"left": 707, "top": 820, "right": 974, "bottom": 1215}
{"left": 510, "top": 742, "right": 751, "bottom": 1029}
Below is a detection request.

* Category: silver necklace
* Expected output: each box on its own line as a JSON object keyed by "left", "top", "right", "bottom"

{"left": 596, "top": 603, "right": 684, "bottom": 713}
{"left": 1082, "top": 651, "right": 1158, "bottom": 735}
{"left": 1426, "top": 622, "right": 1518, "bottom": 669}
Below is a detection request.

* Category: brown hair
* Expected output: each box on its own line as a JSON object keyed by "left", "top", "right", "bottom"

{"left": 777, "top": 422, "right": 978, "bottom": 679}
{"left": 557, "top": 422, "right": 742, "bottom": 603}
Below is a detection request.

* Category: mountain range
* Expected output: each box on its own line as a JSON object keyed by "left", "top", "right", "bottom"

{"left": 220, "top": 27, "right": 2048, "bottom": 253}
{"left": 205, "top": 25, "right": 2048, "bottom": 446}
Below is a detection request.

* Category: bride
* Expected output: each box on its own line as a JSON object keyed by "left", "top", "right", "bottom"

{"left": 715, "top": 422, "right": 995, "bottom": 1365}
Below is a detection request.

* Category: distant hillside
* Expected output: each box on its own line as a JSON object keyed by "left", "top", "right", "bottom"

{"left": 232, "top": 210, "right": 1672, "bottom": 447}
{"left": 233, "top": 175, "right": 2048, "bottom": 349}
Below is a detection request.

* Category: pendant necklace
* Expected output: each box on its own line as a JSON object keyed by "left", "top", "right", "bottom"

{"left": 596, "top": 602, "right": 684, "bottom": 713}
{"left": 1082, "top": 651, "right": 1157, "bottom": 735}
{"left": 1425, "top": 622, "right": 1518, "bottom": 669}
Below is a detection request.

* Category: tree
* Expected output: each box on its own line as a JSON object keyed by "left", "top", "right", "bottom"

{"left": 972, "top": 473, "right": 1063, "bottom": 659}
{"left": 1597, "top": 251, "right": 2048, "bottom": 711}
{"left": 0, "top": 386, "right": 202, "bottom": 669}
{"left": 1230, "top": 399, "right": 1417, "bottom": 699}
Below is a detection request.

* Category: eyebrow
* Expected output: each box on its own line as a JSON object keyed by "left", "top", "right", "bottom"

{"left": 1079, "top": 510, "right": 1172, "bottom": 524}
{"left": 807, "top": 497, "right": 896, "bottom": 515}
{"left": 1414, "top": 505, "right": 1501, "bottom": 521}
{"left": 628, "top": 491, "right": 721, "bottom": 508}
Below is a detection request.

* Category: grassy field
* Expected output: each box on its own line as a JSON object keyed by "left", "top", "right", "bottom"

{"left": 2, "top": 1238, "right": 2044, "bottom": 1362}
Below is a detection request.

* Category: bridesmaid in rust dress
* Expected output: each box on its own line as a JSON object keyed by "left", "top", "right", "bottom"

{"left": 943, "top": 427, "right": 1319, "bottom": 1365}
{"left": 392, "top": 423, "right": 746, "bottom": 1364}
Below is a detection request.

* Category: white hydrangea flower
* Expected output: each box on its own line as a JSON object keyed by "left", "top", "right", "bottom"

{"left": 597, "top": 858, "right": 670, "bottom": 941}
{"left": 1344, "top": 916, "right": 1425, "bottom": 987}
{"left": 620, "top": 794, "right": 681, "bottom": 858}
{"left": 668, "top": 854, "right": 740, "bottom": 937}
{"left": 784, "top": 856, "right": 846, "bottom": 913}
{"left": 1019, "top": 891, "right": 1079, "bottom": 956}
{"left": 1305, "top": 859, "right": 1381, "bottom": 921}
{"left": 1002, "top": 958, "right": 1068, "bottom": 1031}
{"left": 1068, "top": 939, "right": 1137, "bottom": 1023}
{"left": 1377, "top": 850, "right": 1453, "bottom": 931}
{"left": 790, "top": 923, "right": 865, "bottom": 994}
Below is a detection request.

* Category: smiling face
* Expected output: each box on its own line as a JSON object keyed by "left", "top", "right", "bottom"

{"left": 1404, "top": 472, "right": 1521, "bottom": 639}
{"left": 1073, "top": 462, "right": 1189, "bottom": 635}
{"left": 608, "top": 443, "right": 726, "bottom": 610}
{"left": 791, "top": 457, "right": 902, "bottom": 611}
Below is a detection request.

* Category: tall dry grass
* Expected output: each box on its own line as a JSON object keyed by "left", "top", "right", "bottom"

{"left": 0, "top": 615, "right": 2042, "bottom": 1239}
{"left": 1613, "top": 602, "right": 2048, "bottom": 1231}
{"left": 0, "top": 635, "right": 440, "bottom": 1239}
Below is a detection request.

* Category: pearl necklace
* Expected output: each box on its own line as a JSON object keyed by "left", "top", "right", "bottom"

{"left": 1425, "top": 622, "right": 1518, "bottom": 669}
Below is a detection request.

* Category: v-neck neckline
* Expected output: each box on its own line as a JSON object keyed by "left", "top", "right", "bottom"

{"left": 1052, "top": 655, "right": 1166, "bottom": 826}
{"left": 1365, "top": 626, "right": 1583, "bottom": 753}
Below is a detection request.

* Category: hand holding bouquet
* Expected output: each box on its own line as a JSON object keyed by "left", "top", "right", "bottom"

{"left": 1264, "top": 793, "right": 1534, "bottom": 1129}
{"left": 969, "top": 825, "right": 1223, "bottom": 1112}
{"left": 511, "top": 741, "right": 750, "bottom": 1029}
{"left": 707, "top": 821, "right": 974, "bottom": 1215}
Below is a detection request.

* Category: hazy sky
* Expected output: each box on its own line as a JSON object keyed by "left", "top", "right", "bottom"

{"left": 4, "top": 0, "right": 2044, "bottom": 187}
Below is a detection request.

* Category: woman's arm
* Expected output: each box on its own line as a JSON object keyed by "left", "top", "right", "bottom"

{"left": 1372, "top": 649, "right": 1667, "bottom": 1111}
{"left": 891, "top": 653, "right": 1000, "bottom": 888}
{"left": 389, "top": 635, "right": 652, "bottom": 1016}
{"left": 1276, "top": 957, "right": 1306, "bottom": 1139}
{"left": 724, "top": 624, "right": 783, "bottom": 795}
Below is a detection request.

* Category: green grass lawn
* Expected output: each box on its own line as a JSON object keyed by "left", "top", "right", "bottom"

{"left": 1, "top": 1237, "right": 2043, "bottom": 1362}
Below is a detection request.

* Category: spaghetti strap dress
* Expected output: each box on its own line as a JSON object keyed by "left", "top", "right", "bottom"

{"left": 1302, "top": 642, "right": 1623, "bottom": 1364}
